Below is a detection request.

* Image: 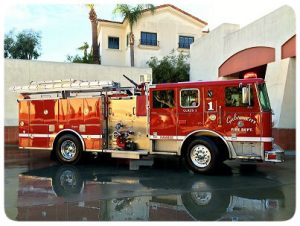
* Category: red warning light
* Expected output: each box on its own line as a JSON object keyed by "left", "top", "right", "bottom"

{"left": 244, "top": 72, "right": 257, "bottom": 79}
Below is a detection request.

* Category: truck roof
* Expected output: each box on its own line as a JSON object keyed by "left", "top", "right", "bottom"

{"left": 149, "top": 78, "right": 265, "bottom": 89}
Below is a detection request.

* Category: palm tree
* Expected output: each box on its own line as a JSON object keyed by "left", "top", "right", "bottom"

{"left": 87, "top": 4, "right": 100, "bottom": 64}
{"left": 113, "top": 4, "right": 155, "bottom": 67}
{"left": 78, "top": 42, "right": 89, "bottom": 61}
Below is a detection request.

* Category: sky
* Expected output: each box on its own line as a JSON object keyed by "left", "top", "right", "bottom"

{"left": 2, "top": 0, "right": 298, "bottom": 62}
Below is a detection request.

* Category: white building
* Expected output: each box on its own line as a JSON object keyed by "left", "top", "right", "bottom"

{"left": 190, "top": 5, "right": 296, "bottom": 150}
{"left": 97, "top": 4, "right": 207, "bottom": 67}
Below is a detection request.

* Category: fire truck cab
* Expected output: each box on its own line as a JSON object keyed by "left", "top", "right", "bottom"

{"left": 11, "top": 76, "right": 284, "bottom": 173}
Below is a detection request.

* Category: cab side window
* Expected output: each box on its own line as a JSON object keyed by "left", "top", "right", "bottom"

{"left": 180, "top": 89, "right": 199, "bottom": 108}
{"left": 153, "top": 90, "right": 175, "bottom": 108}
{"left": 225, "top": 86, "right": 253, "bottom": 107}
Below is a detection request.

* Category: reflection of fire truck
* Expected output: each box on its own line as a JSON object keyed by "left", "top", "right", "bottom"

{"left": 11, "top": 75, "right": 284, "bottom": 173}
{"left": 17, "top": 164, "right": 285, "bottom": 221}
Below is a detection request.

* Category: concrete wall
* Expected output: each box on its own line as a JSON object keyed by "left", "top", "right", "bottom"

{"left": 190, "top": 23, "right": 240, "bottom": 81}
{"left": 223, "top": 5, "right": 295, "bottom": 63}
{"left": 4, "top": 59, "right": 152, "bottom": 126}
{"left": 264, "top": 58, "right": 296, "bottom": 129}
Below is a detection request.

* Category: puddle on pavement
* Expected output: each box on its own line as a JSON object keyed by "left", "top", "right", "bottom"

{"left": 4, "top": 148, "right": 295, "bottom": 221}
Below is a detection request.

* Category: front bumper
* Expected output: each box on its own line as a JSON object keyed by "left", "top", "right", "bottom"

{"left": 264, "top": 144, "right": 284, "bottom": 163}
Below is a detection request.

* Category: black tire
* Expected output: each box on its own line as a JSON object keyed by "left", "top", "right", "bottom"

{"left": 185, "top": 137, "right": 220, "bottom": 174}
{"left": 55, "top": 134, "right": 82, "bottom": 164}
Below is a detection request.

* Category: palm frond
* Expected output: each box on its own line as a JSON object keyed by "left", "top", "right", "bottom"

{"left": 112, "top": 4, "right": 131, "bottom": 17}
{"left": 86, "top": 4, "right": 94, "bottom": 10}
{"left": 78, "top": 42, "right": 89, "bottom": 51}
{"left": 112, "top": 4, "right": 156, "bottom": 31}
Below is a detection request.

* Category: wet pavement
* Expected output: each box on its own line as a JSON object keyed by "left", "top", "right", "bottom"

{"left": 5, "top": 146, "right": 295, "bottom": 221}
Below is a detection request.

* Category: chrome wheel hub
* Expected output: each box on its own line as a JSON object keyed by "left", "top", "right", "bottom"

{"left": 190, "top": 145, "right": 211, "bottom": 168}
{"left": 191, "top": 192, "right": 212, "bottom": 205}
{"left": 61, "top": 140, "right": 76, "bottom": 160}
{"left": 60, "top": 170, "right": 77, "bottom": 188}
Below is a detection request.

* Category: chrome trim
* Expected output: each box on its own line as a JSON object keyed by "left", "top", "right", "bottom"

{"left": 224, "top": 136, "right": 273, "bottom": 142}
{"left": 179, "top": 88, "right": 200, "bottom": 108}
{"left": 52, "top": 129, "right": 86, "bottom": 151}
{"left": 264, "top": 144, "right": 284, "bottom": 163}
{"left": 149, "top": 135, "right": 185, "bottom": 140}
{"left": 19, "top": 134, "right": 29, "bottom": 137}
{"left": 151, "top": 151, "right": 177, "bottom": 155}
{"left": 85, "top": 149, "right": 103, "bottom": 152}
{"left": 19, "top": 133, "right": 56, "bottom": 138}
{"left": 20, "top": 147, "right": 52, "bottom": 150}
{"left": 180, "top": 129, "right": 233, "bottom": 158}
{"left": 236, "top": 156, "right": 262, "bottom": 160}
{"left": 103, "top": 149, "right": 148, "bottom": 155}
{"left": 17, "top": 98, "right": 60, "bottom": 101}
{"left": 81, "top": 135, "right": 102, "bottom": 139}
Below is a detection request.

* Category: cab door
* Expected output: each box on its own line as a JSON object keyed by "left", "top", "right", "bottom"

{"left": 222, "top": 84, "right": 260, "bottom": 138}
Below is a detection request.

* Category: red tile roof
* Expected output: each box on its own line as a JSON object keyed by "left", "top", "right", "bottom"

{"left": 98, "top": 4, "right": 207, "bottom": 26}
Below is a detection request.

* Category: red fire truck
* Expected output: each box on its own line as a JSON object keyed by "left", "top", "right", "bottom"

{"left": 11, "top": 75, "right": 284, "bottom": 173}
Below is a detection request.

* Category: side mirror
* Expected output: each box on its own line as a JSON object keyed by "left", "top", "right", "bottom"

{"left": 242, "top": 86, "right": 251, "bottom": 105}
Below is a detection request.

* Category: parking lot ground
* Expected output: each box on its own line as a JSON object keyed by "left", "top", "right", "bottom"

{"left": 4, "top": 146, "right": 296, "bottom": 221}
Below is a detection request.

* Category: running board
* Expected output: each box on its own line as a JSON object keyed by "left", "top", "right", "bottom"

{"left": 105, "top": 149, "right": 148, "bottom": 160}
{"left": 151, "top": 151, "right": 177, "bottom": 155}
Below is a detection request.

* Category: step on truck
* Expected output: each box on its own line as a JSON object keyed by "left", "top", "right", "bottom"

{"left": 10, "top": 75, "right": 284, "bottom": 173}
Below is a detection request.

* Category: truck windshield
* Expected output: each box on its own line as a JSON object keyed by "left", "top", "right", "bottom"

{"left": 257, "top": 83, "right": 271, "bottom": 111}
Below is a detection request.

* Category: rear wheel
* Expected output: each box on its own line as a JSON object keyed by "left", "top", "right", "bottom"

{"left": 185, "top": 137, "right": 220, "bottom": 174}
{"left": 56, "top": 134, "right": 82, "bottom": 164}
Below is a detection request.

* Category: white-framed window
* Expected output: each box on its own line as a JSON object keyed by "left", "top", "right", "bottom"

{"left": 178, "top": 36, "right": 194, "bottom": 49}
{"left": 180, "top": 88, "right": 200, "bottom": 108}
{"left": 141, "top": 32, "right": 158, "bottom": 46}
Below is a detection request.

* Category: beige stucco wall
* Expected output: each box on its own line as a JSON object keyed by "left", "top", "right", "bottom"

{"left": 98, "top": 6, "right": 206, "bottom": 68}
{"left": 223, "top": 5, "right": 295, "bottom": 62}
{"left": 190, "top": 5, "right": 295, "bottom": 81}
{"left": 132, "top": 8, "right": 206, "bottom": 68}
{"left": 4, "top": 59, "right": 151, "bottom": 126}
{"left": 265, "top": 58, "right": 296, "bottom": 129}
{"left": 190, "top": 23, "right": 240, "bottom": 81}
{"left": 99, "top": 24, "right": 126, "bottom": 66}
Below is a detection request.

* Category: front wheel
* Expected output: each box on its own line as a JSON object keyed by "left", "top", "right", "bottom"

{"left": 185, "top": 137, "right": 220, "bottom": 174}
{"left": 56, "top": 134, "right": 82, "bottom": 164}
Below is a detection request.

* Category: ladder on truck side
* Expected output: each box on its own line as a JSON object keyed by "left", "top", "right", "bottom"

{"left": 10, "top": 79, "right": 140, "bottom": 98}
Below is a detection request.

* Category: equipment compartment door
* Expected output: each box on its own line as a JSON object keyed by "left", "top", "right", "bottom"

{"left": 108, "top": 97, "right": 135, "bottom": 149}
{"left": 18, "top": 100, "right": 30, "bottom": 148}
{"left": 29, "top": 100, "right": 58, "bottom": 148}
{"left": 83, "top": 97, "right": 104, "bottom": 150}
